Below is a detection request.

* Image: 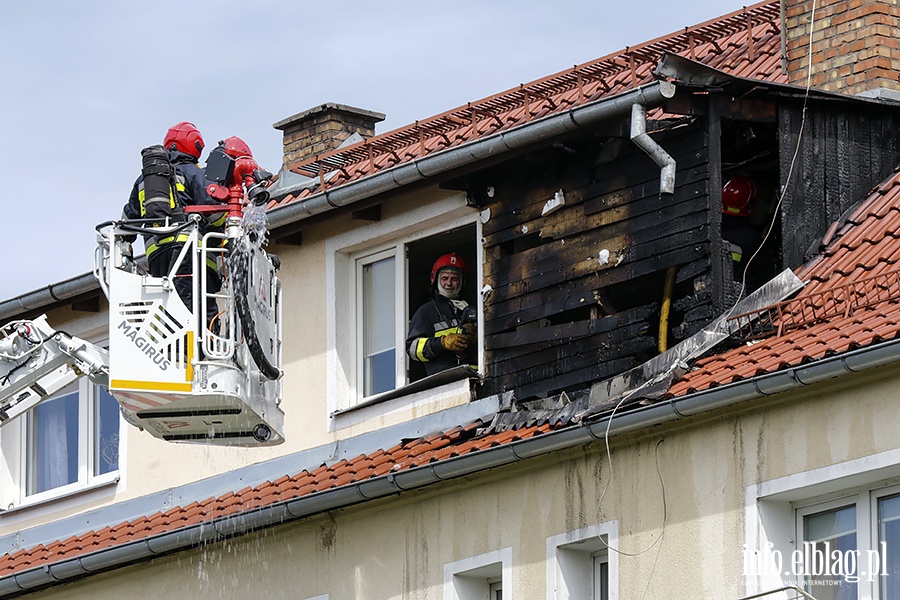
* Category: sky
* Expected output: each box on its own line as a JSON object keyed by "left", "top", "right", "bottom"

{"left": 0, "top": 0, "right": 740, "bottom": 302}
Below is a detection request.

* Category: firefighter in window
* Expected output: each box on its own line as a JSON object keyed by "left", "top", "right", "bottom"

{"left": 721, "top": 175, "right": 765, "bottom": 291}
{"left": 406, "top": 253, "right": 478, "bottom": 376}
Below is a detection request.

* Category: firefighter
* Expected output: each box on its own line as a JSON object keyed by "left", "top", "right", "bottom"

{"left": 721, "top": 174, "right": 764, "bottom": 290}
{"left": 406, "top": 253, "right": 478, "bottom": 376}
{"left": 123, "top": 122, "right": 225, "bottom": 320}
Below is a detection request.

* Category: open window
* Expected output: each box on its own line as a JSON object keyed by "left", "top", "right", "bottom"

{"left": 327, "top": 198, "right": 481, "bottom": 415}
{"left": 719, "top": 118, "right": 782, "bottom": 297}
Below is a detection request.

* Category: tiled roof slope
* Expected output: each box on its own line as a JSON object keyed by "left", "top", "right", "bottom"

{"left": 7, "top": 1, "right": 897, "bottom": 588}
{"left": 0, "top": 421, "right": 555, "bottom": 577}
{"left": 669, "top": 166, "right": 900, "bottom": 396}
{"left": 273, "top": 0, "right": 785, "bottom": 206}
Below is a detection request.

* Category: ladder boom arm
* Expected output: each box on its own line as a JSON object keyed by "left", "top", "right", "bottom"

{"left": 0, "top": 315, "right": 109, "bottom": 426}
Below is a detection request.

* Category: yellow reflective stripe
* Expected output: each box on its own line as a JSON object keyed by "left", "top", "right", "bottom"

{"left": 434, "top": 326, "right": 462, "bottom": 337}
{"left": 185, "top": 331, "right": 194, "bottom": 382}
{"left": 110, "top": 379, "right": 192, "bottom": 393}
{"left": 146, "top": 233, "right": 191, "bottom": 256}
{"left": 415, "top": 338, "right": 429, "bottom": 362}
{"left": 211, "top": 215, "right": 227, "bottom": 227}
{"left": 137, "top": 182, "right": 181, "bottom": 211}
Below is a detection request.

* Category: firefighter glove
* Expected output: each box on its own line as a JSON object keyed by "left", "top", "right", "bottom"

{"left": 461, "top": 323, "right": 477, "bottom": 341}
{"left": 440, "top": 333, "right": 469, "bottom": 353}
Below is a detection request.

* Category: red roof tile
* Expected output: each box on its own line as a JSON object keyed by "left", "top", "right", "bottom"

{"left": 5, "top": 0, "right": 897, "bottom": 585}
{"left": 0, "top": 421, "right": 553, "bottom": 578}
{"left": 270, "top": 0, "right": 784, "bottom": 207}
{"left": 670, "top": 169, "right": 900, "bottom": 397}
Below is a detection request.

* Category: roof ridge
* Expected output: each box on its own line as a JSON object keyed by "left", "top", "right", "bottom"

{"left": 279, "top": 0, "right": 781, "bottom": 193}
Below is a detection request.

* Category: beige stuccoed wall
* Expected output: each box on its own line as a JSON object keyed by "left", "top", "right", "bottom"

{"left": 0, "top": 186, "right": 479, "bottom": 536}
{"left": 21, "top": 363, "right": 900, "bottom": 599}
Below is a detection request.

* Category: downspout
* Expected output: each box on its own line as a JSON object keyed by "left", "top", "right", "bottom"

{"left": 630, "top": 102, "right": 676, "bottom": 195}
{"left": 5, "top": 335, "right": 900, "bottom": 598}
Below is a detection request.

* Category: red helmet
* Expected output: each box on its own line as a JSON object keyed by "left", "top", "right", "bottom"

{"left": 430, "top": 253, "right": 467, "bottom": 285}
{"left": 722, "top": 175, "right": 756, "bottom": 217}
{"left": 164, "top": 122, "right": 204, "bottom": 159}
{"left": 221, "top": 136, "right": 253, "bottom": 159}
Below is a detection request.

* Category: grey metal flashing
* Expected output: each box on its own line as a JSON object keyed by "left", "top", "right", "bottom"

{"left": 6, "top": 335, "right": 900, "bottom": 597}
{"left": 0, "top": 393, "right": 499, "bottom": 555}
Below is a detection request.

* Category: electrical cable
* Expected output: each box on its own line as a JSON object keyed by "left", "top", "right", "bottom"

{"left": 593, "top": 375, "right": 669, "bottom": 558}
{"left": 590, "top": 8, "right": 821, "bottom": 592}
{"left": 724, "top": 0, "right": 817, "bottom": 322}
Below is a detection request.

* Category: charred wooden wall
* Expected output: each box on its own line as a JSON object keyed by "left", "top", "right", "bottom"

{"left": 478, "top": 125, "right": 719, "bottom": 401}
{"left": 780, "top": 102, "right": 900, "bottom": 267}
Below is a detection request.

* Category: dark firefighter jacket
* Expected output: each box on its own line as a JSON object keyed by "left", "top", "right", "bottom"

{"left": 124, "top": 150, "right": 225, "bottom": 258}
{"left": 406, "top": 293, "right": 477, "bottom": 376}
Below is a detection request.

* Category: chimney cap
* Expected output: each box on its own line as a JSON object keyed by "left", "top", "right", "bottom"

{"left": 273, "top": 103, "right": 386, "bottom": 131}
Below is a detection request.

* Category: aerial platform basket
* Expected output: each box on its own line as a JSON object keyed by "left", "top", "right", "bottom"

{"left": 94, "top": 215, "right": 284, "bottom": 446}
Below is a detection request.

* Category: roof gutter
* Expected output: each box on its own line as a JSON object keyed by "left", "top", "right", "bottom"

{"left": 5, "top": 334, "right": 900, "bottom": 597}
{"left": 0, "top": 82, "right": 675, "bottom": 322}
{"left": 0, "top": 273, "right": 99, "bottom": 323}
{"left": 266, "top": 80, "right": 678, "bottom": 227}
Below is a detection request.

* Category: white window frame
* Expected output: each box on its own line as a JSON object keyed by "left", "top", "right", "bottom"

{"left": 326, "top": 193, "right": 481, "bottom": 416}
{"left": 0, "top": 367, "right": 122, "bottom": 512}
{"left": 746, "top": 448, "right": 900, "bottom": 599}
{"left": 355, "top": 247, "right": 403, "bottom": 397}
{"left": 547, "top": 522, "right": 618, "bottom": 600}
{"left": 444, "top": 547, "right": 513, "bottom": 600}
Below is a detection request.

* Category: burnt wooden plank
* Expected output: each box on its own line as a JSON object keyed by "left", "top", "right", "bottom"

{"left": 487, "top": 334, "right": 652, "bottom": 390}
{"left": 487, "top": 321, "right": 653, "bottom": 379}
{"left": 485, "top": 241, "right": 708, "bottom": 332}
{"left": 485, "top": 213, "right": 709, "bottom": 304}
{"left": 484, "top": 302, "right": 658, "bottom": 351}
{"left": 486, "top": 303, "right": 657, "bottom": 362}
{"left": 491, "top": 357, "right": 639, "bottom": 401}
{"left": 676, "top": 257, "right": 711, "bottom": 284}
{"left": 480, "top": 130, "right": 710, "bottom": 237}
{"left": 484, "top": 191, "right": 707, "bottom": 285}
{"left": 779, "top": 104, "right": 813, "bottom": 268}
{"left": 706, "top": 98, "right": 726, "bottom": 317}
{"left": 480, "top": 157, "right": 709, "bottom": 246}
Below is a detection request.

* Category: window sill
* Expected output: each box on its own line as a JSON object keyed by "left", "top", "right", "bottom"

{"left": 332, "top": 365, "right": 479, "bottom": 417}
{"left": 1, "top": 472, "right": 120, "bottom": 516}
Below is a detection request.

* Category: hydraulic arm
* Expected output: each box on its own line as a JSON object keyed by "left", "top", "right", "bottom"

{"left": 0, "top": 316, "right": 109, "bottom": 425}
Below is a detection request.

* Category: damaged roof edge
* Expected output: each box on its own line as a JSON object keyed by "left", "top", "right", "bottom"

{"left": 5, "top": 334, "right": 900, "bottom": 597}
{"left": 266, "top": 80, "right": 676, "bottom": 226}
{"left": 0, "top": 81, "right": 675, "bottom": 323}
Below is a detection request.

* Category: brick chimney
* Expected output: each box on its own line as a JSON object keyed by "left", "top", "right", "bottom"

{"left": 273, "top": 103, "right": 386, "bottom": 169}
{"left": 783, "top": 0, "right": 900, "bottom": 98}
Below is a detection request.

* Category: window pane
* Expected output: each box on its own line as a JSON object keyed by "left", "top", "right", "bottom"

{"left": 363, "top": 256, "right": 396, "bottom": 396}
{"left": 28, "top": 385, "right": 79, "bottom": 494}
{"left": 804, "top": 505, "right": 857, "bottom": 600}
{"left": 94, "top": 385, "right": 120, "bottom": 475}
{"left": 879, "top": 494, "right": 900, "bottom": 600}
{"left": 593, "top": 553, "right": 609, "bottom": 600}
